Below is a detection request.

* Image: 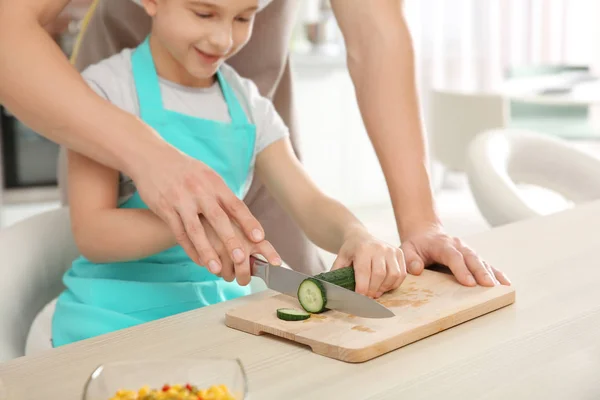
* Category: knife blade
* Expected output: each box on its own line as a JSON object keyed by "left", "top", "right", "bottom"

{"left": 251, "top": 257, "right": 395, "bottom": 319}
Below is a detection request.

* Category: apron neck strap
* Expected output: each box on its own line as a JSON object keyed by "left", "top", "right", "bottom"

{"left": 216, "top": 70, "right": 250, "bottom": 125}
{"left": 132, "top": 36, "right": 165, "bottom": 120}
{"left": 132, "top": 35, "right": 251, "bottom": 125}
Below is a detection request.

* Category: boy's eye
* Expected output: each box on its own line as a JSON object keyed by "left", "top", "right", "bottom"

{"left": 236, "top": 15, "right": 253, "bottom": 23}
{"left": 195, "top": 12, "right": 213, "bottom": 19}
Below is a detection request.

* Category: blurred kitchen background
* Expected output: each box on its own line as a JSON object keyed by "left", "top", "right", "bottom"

{"left": 3, "top": 0, "right": 600, "bottom": 256}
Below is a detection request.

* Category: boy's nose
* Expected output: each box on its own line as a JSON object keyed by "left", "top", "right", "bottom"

{"left": 208, "top": 25, "right": 233, "bottom": 54}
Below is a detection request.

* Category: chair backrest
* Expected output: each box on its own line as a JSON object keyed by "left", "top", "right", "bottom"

{"left": 430, "top": 89, "right": 507, "bottom": 172}
{"left": 465, "top": 128, "right": 600, "bottom": 227}
{"left": 0, "top": 208, "right": 79, "bottom": 361}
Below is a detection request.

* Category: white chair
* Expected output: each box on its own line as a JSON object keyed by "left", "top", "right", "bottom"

{"left": 0, "top": 208, "right": 271, "bottom": 361}
{"left": 465, "top": 128, "right": 600, "bottom": 227}
{"left": 430, "top": 89, "right": 508, "bottom": 174}
{"left": 0, "top": 207, "right": 78, "bottom": 361}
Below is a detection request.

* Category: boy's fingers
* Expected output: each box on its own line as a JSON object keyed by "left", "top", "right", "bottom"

{"left": 391, "top": 248, "right": 408, "bottom": 290}
{"left": 353, "top": 252, "right": 371, "bottom": 296}
{"left": 220, "top": 258, "right": 235, "bottom": 282}
{"left": 331, "top": 254, "right": 350, "bottom": 271}
{"left": 380, "top": 251, "right": 403, "bottom": 294}
{"left": 367, "top": 255, "right": 386, "bottom": 298}
{"left": 234, "top": 251, "right": 252, "bottom": 286}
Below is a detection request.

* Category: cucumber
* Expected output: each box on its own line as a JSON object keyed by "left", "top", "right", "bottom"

{"left": 314, "top": 266, "right": 356, "bottom": 291}
{"left": 298, "top": 266, "right": 356, "bottom": 313}
{"left": 277, "top": 308, "right": 310, "bottom": 321}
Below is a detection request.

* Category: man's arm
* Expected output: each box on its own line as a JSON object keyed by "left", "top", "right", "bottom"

{"left": 330, "top": 0, "right": 435, "bottom": 235}
{"left": 330, "top": 0, "right": 509, "bottom": 287}
{"left": 0, "top": 0, "right": 268, "bottom": 275}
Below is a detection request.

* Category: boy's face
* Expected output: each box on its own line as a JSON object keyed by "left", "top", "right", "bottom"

{"left": 142, "top": 0, "right": 259, "bottom": 86}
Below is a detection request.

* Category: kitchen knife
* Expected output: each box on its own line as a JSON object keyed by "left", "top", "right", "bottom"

{"left": 250, "top": 257, "right": 395, "bottom": 319}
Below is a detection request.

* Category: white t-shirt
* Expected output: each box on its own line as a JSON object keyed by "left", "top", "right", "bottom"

{"left": 81, "top": 48, "right": 289, "bottom": 202}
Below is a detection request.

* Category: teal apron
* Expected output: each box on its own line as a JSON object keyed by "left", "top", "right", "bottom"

{"left": 52, "top": 37, "right": 256, "bottom": 347}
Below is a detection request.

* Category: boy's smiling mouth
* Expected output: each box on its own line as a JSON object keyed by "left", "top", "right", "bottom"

{"left": 194, "top": 48, "right": 222, "bottom": 65}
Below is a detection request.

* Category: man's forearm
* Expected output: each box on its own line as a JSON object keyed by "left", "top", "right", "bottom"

{"left": 339, "top": 4, "right": 439, "bottom": 237}
{"left": 0, "top": 2, "right": 168, "bottom": 180}
{"left": 72, "top": 209, "right": 177, "bottom": 263}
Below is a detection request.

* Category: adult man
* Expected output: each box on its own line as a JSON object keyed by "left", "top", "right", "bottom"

{"left": 0, "top": 0, "right": 507, "bottom": 286}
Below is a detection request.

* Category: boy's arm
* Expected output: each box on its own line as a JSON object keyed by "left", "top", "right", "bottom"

{"left": 255, "top": 139, "right": 368, "bottom": 254}
{"left": 67, "top": 149, "right": 179, "bottom": 263}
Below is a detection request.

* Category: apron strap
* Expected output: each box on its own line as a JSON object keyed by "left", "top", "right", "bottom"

{"left": 131, "top": 36, "right": 165, "bottom": 120}
{"left": 216, "top": 70, "right": 250, "bottom": 125}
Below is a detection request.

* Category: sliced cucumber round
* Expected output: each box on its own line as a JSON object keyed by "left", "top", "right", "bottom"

{"left": 277, "top": 308, "right": 310, "bottom": 321}
{"left": 297, "top": 278, "right": 327, "bottom": 313}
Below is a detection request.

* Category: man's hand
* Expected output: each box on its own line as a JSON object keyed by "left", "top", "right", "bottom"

{"left": 132, "top": 146, "right": 272, "bottom": 275}
{"left": 400, "top": 224, "right": 511, "bottom": 287}
{"left": 198, "top": 215, "right": 281, "bottom": 286}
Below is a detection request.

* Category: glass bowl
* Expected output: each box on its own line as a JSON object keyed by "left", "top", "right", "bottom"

{"left": 82, "top": 358, "right": 247, "bottom": 400}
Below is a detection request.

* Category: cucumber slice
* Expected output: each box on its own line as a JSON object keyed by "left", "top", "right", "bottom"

{"left": 277, "top": 308, "right": 310, "bottom": 321}
{"left": 298, "top": 278, "right": 327, "bottom": 313}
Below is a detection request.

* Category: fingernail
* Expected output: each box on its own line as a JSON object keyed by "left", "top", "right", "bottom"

{"left": 208, "top": 260, "right": 220, "bottom": 273}
{"left": 233, "top": 248, "right": 244, "bottom": 262}
{"left": 466, "top": 275, "right": 476, "bottom": 285}
{"left": 252, "top": 229, "right": 263, "bottom": 241}
{"left": 375, "top": 291, "right": 383, "bottom": 298}
{"left": 273, "top": 257, "right": 282, "bottom": 265}
{"left": 485, "top": 275, "right": 496, "bottom": 285}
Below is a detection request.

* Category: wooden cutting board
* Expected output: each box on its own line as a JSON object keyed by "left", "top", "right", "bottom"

{"left": 225, "top": 269, "right": 516, "bottom": 363}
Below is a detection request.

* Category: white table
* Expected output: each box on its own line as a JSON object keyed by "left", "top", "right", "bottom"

{"left": 1, "top": 200, "right": 600, "bottom": 399}
{"left": 500, "top": 74, "right": 600, "bottom": 106}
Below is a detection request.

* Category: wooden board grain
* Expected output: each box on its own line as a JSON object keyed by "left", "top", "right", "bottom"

{"left": 225, "top": 269, "right": 516, "bottom": 363}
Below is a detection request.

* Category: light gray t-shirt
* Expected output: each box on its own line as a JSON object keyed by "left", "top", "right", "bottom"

{"left": 81, "top": 48, "right": 289, "bottom": 202}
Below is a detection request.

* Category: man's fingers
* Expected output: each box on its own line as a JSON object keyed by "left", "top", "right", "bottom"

{"left": 437, "top": 245, "right": 476, "bottom": 287}
{"left": 401, "top": 242, "right": 424, "bottom": 275}
{"left": 489, "top": 264, "right": 511, "bottom": 286}
{"left": 177, "top": 202, "right": 222, "bottom": 274}
{"left": 255, "top": 240, "right": 282, "bottom": 266}
{"left": 200, "top": 199, "right": 246, "bottom": 264}
{"left": 222, "top": 191, "right": 265, "bottom": 243}
{"left": 161, "top": 208, "right": 198, "bottom": 259}
{"left": 463, "top": 251, "right": 496, "bottom": 287}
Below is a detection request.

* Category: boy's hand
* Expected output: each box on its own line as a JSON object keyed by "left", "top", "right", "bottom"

{"left": 332, "top": 230, "right": 407, "bottom": 298}
{"left": 199, "top": 216, "right": 282, "bottom": 286}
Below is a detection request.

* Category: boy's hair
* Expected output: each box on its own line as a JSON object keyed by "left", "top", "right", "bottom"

{"left": 130, "top": 0, "right": 272, "bottom": 11}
